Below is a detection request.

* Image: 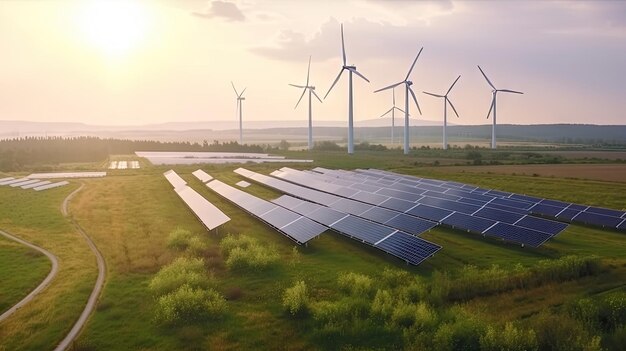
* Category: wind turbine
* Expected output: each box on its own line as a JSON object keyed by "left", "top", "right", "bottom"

{"left": 231, "top": 82, "right": 246, "bottom": 145}
{"left": 290, "top": 56, "right": 322, "bottom": 150}
{"left": 374, "top": 48, "right": 423, "bottom": 154}
{"left": 324, "top": 23, "right": 370, "bottom": 155}
{"left": 423, "top": 75, "right": 461, "bottom": 150}
{"left": 378, "top": 88, "right": 405, "bottom": 145}
{"left": 477, "top": 65, "right": 523, "bottom": 149}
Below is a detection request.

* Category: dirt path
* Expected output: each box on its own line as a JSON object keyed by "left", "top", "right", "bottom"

{"left": 54, "top": 184, "right": 107, "bottom": 351}
{"left": 0, "top": 230, "right": 59, "bottom": 323}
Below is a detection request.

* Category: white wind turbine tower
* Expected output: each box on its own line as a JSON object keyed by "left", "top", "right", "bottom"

{"left": 378, "top": 88, "right": 405, "bottom": 145}
{"left": 324, "top": 23, "right": 370, "bottom": 155}
{"left": 290, "top": 56, "right": 323, "bottom": 150}
{"left": 231, "top": 82, "right": 246, "bottom": 145}
{"left": 423, "top": 75, "right": 461, "bottom": 150}
{"left": 477, "top": 65, "right": 523, "bottom": 149}
{"left": 374, "top": 48, "right": 424, "bottom": 155}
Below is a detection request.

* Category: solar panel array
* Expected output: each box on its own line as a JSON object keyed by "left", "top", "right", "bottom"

{"left": 205, "top": 179, "right": 326, "bottom": 244}
{"left": 27, "top": 172, "right": 106, "bottom": 179}
{"left": 0, "top": 177, "right": 69, "bottom": 192}
{"left": 347, "top": 168, "right": 626, "bottom": 232}
{"left": 267, "top": 167, "right": 566, "bottom": 247}
{"left": 34, "top": 181, "right": 69, "bottom": 191}
{"left": 163, "top": 170, "right": 230, "bottom": 230}
{"left": 272, "top": 195, "right": 441, "bottom": 265}
{"left": 192, "top": 169, "right": 213, "bottom": 183}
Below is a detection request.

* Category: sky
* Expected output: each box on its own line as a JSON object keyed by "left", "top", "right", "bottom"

{"left": 0, "top": 0, "right": 625, "bottom": 126}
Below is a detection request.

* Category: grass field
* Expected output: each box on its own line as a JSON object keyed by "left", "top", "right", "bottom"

{"left": 0, "top": 235, "right": 50, "bottom": 314}
{"left": 1, "top": 150, "right": 625, "bottom": 350}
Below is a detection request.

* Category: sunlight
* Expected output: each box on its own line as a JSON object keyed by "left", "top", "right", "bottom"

{"left": 74, "top": 1, "right": 152, "bottom": 60}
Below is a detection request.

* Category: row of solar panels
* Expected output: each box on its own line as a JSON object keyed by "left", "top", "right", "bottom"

{"left": 0, "top": 177, "right": 69, "bottom": 191}
{"left": 163, "top": 170, "right": 230, "bottom": 230}
{"left": 315, "top": 168, "right": 626, "bottom": 232}
{"left": 256, "top": 168, "right": 565, "bottom": 247}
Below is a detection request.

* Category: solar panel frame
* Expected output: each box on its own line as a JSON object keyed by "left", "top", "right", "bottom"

{"left": 515, "top": 216, "right": 568, "bottom": 236}
{"left": 330, "top": 216, "right": 395, "bottom": 244}
{"left": 473, "top": 207, "right": 525, "bottom": 224}
{"left": 33, "top": 181, "right": 70, "bottom": 191}
{"left": 441, "top": 212, "right": 496, "bottom": 233}
{"left": 484, "top": 223, "right": 552, "bottom": 247}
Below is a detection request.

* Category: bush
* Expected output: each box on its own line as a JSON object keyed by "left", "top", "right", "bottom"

{"left": 154, "top": 285, "right": 226, "bottom": 324}
{"left": 149, "top": 257, "right": 210, "bottom": 296}
{"left": 167, "top": 228, "right": 195, "bottom": 250}
{"left": 380, "top": 267, "right": 411, "bottom": 289}
{"left": 337, "top": 272, "right": 374, "bottom": 297}
{"left": 219, "top": 234, "right": 256, "bottom": 253}
{"left": 480, "top": 322, "right": 538, "bottom": 351}
{"left": 370, "top": 289, "right": 394, "bottom": 319}
{"left": 530, "top": 312, "right": 603, "bottom": 351}
{"left": 283, "top": 281, "right": 309, "bottom": 316}
{"left": 186, "top": 236, "right": 208, "bottom": 256}
{"left": 220, "top": 234, "right": 280, "bottom": 271}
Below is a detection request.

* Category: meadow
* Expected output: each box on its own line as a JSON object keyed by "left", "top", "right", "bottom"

{"left": 0, "top": 149, "right": 625, "bottom": 350}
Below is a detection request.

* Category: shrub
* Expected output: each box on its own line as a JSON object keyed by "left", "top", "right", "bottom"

{"left": 337, "top": 272, "right": 374, "bottom": 297}
{"left": 283, "top": 281, "right": 309, "bottom": 316}
{"left": 220, "top": 234, "right": 280, "bottom": 271}
{"left": 148, "top": 257, "right": 210, "bottom": 296}
{"left": 380, "top": 267, "right": 411, "bottom": 288}
{"left": 167, "top": 228, "right": 195, "bottom": 250}
{"left": 530, "top": 312, "right": 603, "bottom": 351}
{"left": 480, "top": 322, "right": 538, "bottom": 351}
{"left": 599, "top": 292, "right": 626, "bottom": 331}
{"left": 154, "top": 285, "right": 226, "bottom": 324}
{"left": 186, "top": 236, "right": 208, "bottom": 256}
{"left": 219, "top": 234, "right": 256, "bottom": 254}
{"left": 370, "top": 289, "right": 394, "bottom": 319}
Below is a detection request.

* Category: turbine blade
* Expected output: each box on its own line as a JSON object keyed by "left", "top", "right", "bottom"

{"left": 423, "top": 91, "right": 444, "bottom": 98}
{"left": 446, "top": 75, "right": 461, "bottom": 96}
{"left": 395, "top": 107, "right": 406, "bottom": 114}
{"left": 499, "top": 89, "right": 524, "bottom": 94}
{"left": 380, "top": 107, "right": 393, "bottom": 118}
{"left": 295, "top": 88, "right": 307, "bottom": 109}
{"left": 392, "top": 88, "right": 396, "bottom": 106}
{"left": 349, "top": 67, "right": 370, "bottom": 82}
{"left": 240, "top": 87, "right": 247, "bottom": 97}
{"left": 341, "top": 24, "right": 346, "bottom": 66}
{"left": 447, "top": 97, "right": 460, "bottom": 118}
{"left": 306, "top": 55, "right": 311, "bottom": 86}
{"left": 374, "top": 81, "right": 403, "bottom": 93}
{"left": 324, "top": 68, "right": 344, "bottom": 99}
{"left": 477, "top": 65, "right": 496, "bottom": 90}
{"left": 289, "top": 84, "right": 306, "bottom": 88}
{"left": 405, "top": 47, "right": 423, "bottom": 81}
{"left": 312, "top": 89, "right": 323, "bottom": 103}
{"left": 409, "top": 86, "right": 422, "bottom": 115}
{"left": 231, "top": 81, "right": 239, "bottom": 96}
{"left": 486, "top": 95, "right": 495, "bottom": 119}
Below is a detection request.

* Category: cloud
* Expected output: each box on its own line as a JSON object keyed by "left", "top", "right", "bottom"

{"left": 192, "top": 1, "right": 245, "bottom": 22}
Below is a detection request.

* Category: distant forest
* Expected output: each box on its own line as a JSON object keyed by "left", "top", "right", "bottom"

{"left": 0, "top": 137, "right": 269, "bottom": 171}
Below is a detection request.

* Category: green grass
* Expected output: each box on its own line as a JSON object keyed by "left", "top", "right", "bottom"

{"left": 2, "top": 150, "right": 626, "bottom": 350}
{"left": 0, "top": 235, "right": 50, "bottom": 314}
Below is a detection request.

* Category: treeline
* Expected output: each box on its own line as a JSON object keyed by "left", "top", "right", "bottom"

{"left": 0, "top": 137, "right": 272, "bottom": 171}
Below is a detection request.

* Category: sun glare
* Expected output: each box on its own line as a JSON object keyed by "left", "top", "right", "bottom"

{"left": 75, "top": 1, "right": 152, "bottom": 60}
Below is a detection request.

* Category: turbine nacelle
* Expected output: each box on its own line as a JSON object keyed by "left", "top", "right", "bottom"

{"left": 343, "top": 65, "right": 356, "bottom": 70}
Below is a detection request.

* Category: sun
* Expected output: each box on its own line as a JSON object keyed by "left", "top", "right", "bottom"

{"left": 75, "top": 1, "right": 152, "bottom": 60}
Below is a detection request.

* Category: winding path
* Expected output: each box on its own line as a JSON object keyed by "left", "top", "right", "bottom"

{"left": 54, "top": 184, "right": 107, "bottom": 351}
{"left": 0, "top": 230, "right": 59, "bottom": 323}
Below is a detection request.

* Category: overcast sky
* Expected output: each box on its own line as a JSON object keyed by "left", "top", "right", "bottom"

{"left": 1, "top": 0, "right": 625, "bottom": 126}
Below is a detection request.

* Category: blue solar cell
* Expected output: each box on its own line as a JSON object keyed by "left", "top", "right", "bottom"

{"left": 421, "top": 179, "right": 446, "bottom": 186}
{"left": 330, "top": 216, "right": 395, "bottom": 244}
{"left": 474, "top": 207, "right": 525, "bottom": 224}
{"left": 509, "top": 194, "right": 542, "bottom": 203}
{"left": 422, "top": 191, "right": 462, "bottom": 201}
{"left": 406, "top": 204, "right": 453, "bottom": 222}
{"left": 573, "top": 211, "right": 623, "bottom": 228}
{"left": 485, "top": 203, "right": 529, "bottom": 215}
{"left": 461, "top": 184, "right": 478, "bottom": 191}
{"left": 416, "top": 183, "right": 446, "bottom": 193}
{"left": 307, "top": 207, "right": 347, "bottom": 226}
{"left": 418, "top": 196, "right": 481, "bottom": 214}
{"left": 515, "top": 216, "right": 568, "bottom": 236}
{"left": 376, "top": 179, "right": 396, "bottom": 186}
{"left": 458, "top": 197, "right": 487, "bottom": 206}
{"left": 383, "top": 214, "right": 437, "bottom": 236}
{"left": 441, "top": 212, "right": 496, "bottom": 233}
{"left": 529, "top": 203, "right": 565, "bottom": 217}
{"left": 248, "top": 201, "right": 277, "bottom": 216}
{"left": 585, "top": 207, "right": 625, "bottom": 218}
{"left": 330, "top": 198, "right": 373, "bottom": 216}
{"left": 443, "top": 181, "right": 465, "bottom": 189}
{"left": 350, "top": 191, "right": 389, "bottom": 206}
{"left": 376, "top": 188, "right": 423, "bottom": 202}
{"left": 540, "top": 199, "right": 569, "bottom": 208}
{"left": 335, "top": 187, "right": 360, "bottom": 197}
{"left": 379, "top": 198, "right": 418, "bottom": 213}
{"left": 484, "top": 223, "right": 551, "bottom": 247}
{"left": 617, "top": 220, "right": 626, "bottom": 231}
{"left": 388, "top": 182, "right": 425, "bottom": 194}
{"left": 398, "top": 179, "right": 420, "bottom": 186}
{"left": 376, "top": 232, "right": 441, "bottom": 264}
{"left": 556, "top": 208, "right": 581, "bottom": 221}
{"left": 464, "top": 192, "right": 497, "bottom": 203}
{"left": 293, "top": 201, "right": 324, "bottom": 216}
{"left": 567, "top": 204, "right": 588, "bottom": 211}
{"left": 486, "top": 189, "right": 512, "bottom": 197}
{"left": 471, "top": 187, "right": 490, "bottom": 194}
{"left": 272, "top": 195, "right": 303, "bottom": 209}
{"left": 281, "top": 217, "right": 328, "bottom": 243}
{"left": 260, "top": 207, "right": 301, "bottom": 228}
{"left": 350, "top": 183, "right": 382, "bottom": 193}
{"left": 490, "top": 197, "right": 534, "bottom": 210}
{"left": 360, "top": 207, "right": 399, "bottom": 223}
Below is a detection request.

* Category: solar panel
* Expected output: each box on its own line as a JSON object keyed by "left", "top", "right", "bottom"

{"left": 490, "top": 197, "right": 534, "bottom": 210}
{"left": 585, "top": 206, "right": 625, "bottom": 218}
{"left": 375, "top": 232, "right": 441, "bottom": 265}
{"left": 272, "top": 195, "right": 303, "bottom": 209}
{"left": 360, "top": 207, "right": 399, "bottom": 223}
{"left": 484, "top": 223, "right": 551, "bottom": 247}
{"left": 192, "top": 169, "right": 213, "bottom": 183}
{"left": 260, "top": 207, "right": 302, "bottom": 228}
{"left": 457, "top": 197, "right": 488, "bottom": 206}
{"left": 27, "top": 172, "right": 106, "bottom": 179}
{"left": 441, "top": 212, "right": 496, "bottom": 233}
{"left": 379, "top": 198, "right": 418, "bottom": 212}
{"left": 10, "top": 179, "right": 40, "bottom": 187}
{"left": 484, "top": 203, "right": 529, "bottom": 215}
{"left": 21, "top": 180, "right": 51, "bottom": 189}
{"left": 335, "top": 187, "right": 360, "bottom": 197}
{"left": 617, "top": 220, "right": 626, "bottom": 230}
{"left": 515, "top": 216, "right": 568, "bottom": 236}
{"left": 349, "top": 191, "right": 389, "bottom": 206}
{"left": 164, "top": 170, "right": 187, "bottom": 189}
{"left": 509, "top": 194, "right": 542, "bottom": 203}
{"left": 529, "top": 203, "right": 565, "bottom": 217}
{"left": 281, "top": 217, "right": 328, "bottom": 242}
{"left": 1, "top": 178, "right": 29, "bottom": 185}
{"left": 174, "top": 185, "right": 230, "bottom": 230}
{"left": 384, "top": 214, "right": 438, "bottom": 235}
{"left": 329, "top": 198, "right": 374, "bottom": 216}
{"left": 0, "top": 177, "right": 14, "bottom": 183}
{"left": 376, "top": 188, "right": 423, "bottom": 202}
{"left": 306, "top": 207, "right": 348, "bottom": 226}
{"left": 330, "top": 216, "right": 395, "bottom": 244}
{"left": 573, "top": 211, "right": 624, "bottom": 228}
{"left": 418, "top": 196, "right": 481, "bottom": 214}
{"left": 422, "top": 191, "right": 462, "bottom": 201}
{"left": 351, "top": 183, "right": 382, "bottom": 193}
{"left": 556, "top": 207, "right": 581, "bottom": 221}
{"left": 33, "top": 181, "right": 69, "bottom": 191}
{"left": 406, "top": 204, "right": 453, "bottom": 222}
{"left": 473, "top": 207, "right": 525, "bottom": 224}
{"left": 539, "top": 199, "right": 569, "bottom": 208}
